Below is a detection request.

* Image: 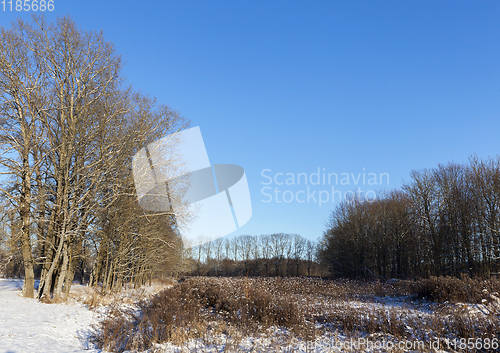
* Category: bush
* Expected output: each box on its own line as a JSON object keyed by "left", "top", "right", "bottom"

{"left": 409, "top": 276, "right": 500, "bottom": 303}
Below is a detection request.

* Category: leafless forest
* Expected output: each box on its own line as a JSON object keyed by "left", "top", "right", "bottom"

{"left": 0, "top": 16, "right": 187, "bottom": 299}
{"left": 187, "top": 234, "right": 321, "bottom": 277}
{"left": 319, "top": 157, "right": 500, "bottom": 280}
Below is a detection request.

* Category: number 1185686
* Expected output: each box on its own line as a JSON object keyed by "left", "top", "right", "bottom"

{"left": 2, "top": 0, "right": 54, "bottom": 11}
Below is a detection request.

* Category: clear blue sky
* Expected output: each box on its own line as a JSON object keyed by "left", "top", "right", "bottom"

{"left": 2, "top": 1, "right": 500, "bottom": 241}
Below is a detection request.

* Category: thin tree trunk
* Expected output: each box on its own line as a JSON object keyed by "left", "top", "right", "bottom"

{"left": 40, "top": 234, "right": 65, "bottom": 299}
{"left": 20, "top": 160, "right": 35, "bottom": 298}
{"left": 54, "top": 241, "right": 69, "bottom": 300}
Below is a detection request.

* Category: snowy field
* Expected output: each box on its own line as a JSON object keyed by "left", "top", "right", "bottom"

{"left": 0, "top": 279, "right": 97, "bottom": 353}
{"left": 0, "top": 277, "right": 499, "bottom": 353}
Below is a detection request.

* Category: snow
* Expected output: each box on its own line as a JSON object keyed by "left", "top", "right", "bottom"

{"left": 0, "top": 279, "right": 97, "bottom": 353}
{"left": 0, "top": 277, "right": 497, "bottom": 353}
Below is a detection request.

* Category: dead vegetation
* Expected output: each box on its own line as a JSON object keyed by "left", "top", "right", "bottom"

{"left": 89, "top": 276, "right": 500, "bottom": 352}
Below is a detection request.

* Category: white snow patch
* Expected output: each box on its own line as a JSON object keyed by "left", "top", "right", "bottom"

{"left": 0, "top": 279, "right": 98, "bottom": 353}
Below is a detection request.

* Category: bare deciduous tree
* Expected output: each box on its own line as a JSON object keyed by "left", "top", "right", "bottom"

{"left": 0, "top": 16, "right": 188, "bottom": 298}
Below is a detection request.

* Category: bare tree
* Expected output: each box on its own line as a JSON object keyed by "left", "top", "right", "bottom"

{"left": 213, "top": 238, "right": 224, "bottom": 275}
{"left": 230, "top": 237, "right": 239, "bottom": 263}
{"left": 239, "top": 235, "right": 254, "bottom": 272}
{"left": 259, "top": 234, "right": 271, "bottom": 276}
{"left": 0, "top": 18, "right": 49, "bottom": 297}
{"left": 0, "top": 16, "right": 187, "bottom": 298}
{"left": 292, "top": 234, "right": 306, "bottom": 276}
{"left": 305, "top": 240, "right": 316, "bottom": 277}
{"left": 269, "top": 233, "right": 288, "bottom": 276}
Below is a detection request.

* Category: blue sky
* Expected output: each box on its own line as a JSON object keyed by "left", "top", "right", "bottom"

{"left": 2, "top": 1, "right": 500, "bottom": 241}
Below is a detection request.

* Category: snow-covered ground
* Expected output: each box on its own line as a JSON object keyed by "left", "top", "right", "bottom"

{"left": 0, "top": 277, "right": 497, "bottom": 353}
{"left": 0, "top": 279, "right": 98, "bottom": 353}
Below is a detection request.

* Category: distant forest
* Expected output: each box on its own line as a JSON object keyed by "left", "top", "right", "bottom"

{"left": 187, "top": 234, "right": 322, "bottom": 277}
{"left": 318, "top": 156, "right": 500, "bottom": 279}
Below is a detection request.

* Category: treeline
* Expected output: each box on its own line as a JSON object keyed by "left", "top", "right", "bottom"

{"left": 0, "top": 17, "right": 186, "bottom": 298}
{"left": 318, "top": 156, "right": 500, "bottom": 279}
{"left": 189, "top": 234, "right": 322, "bottom": 277}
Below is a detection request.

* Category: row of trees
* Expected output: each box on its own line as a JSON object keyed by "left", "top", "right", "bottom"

{"left": 0, "top": 16, "right": 187, "bottom": 298}
{"left": 319, "top": 156, "right": 500, "bottom": 279}
{"left": 189, "top": 234, "right": 321, "bottom": 277}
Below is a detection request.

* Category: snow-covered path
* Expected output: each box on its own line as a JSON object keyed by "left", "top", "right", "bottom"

{"left": 0, "top": 279, "right": 97, "bottom": 353}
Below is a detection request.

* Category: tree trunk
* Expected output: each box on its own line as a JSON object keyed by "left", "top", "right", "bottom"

{"left": 20, "top": 234, "right": 35, "bottom": 298}
{"left": 54, "top": 241, "right": 69, "bottom": 300}
{"left": 39, "top": 234, "right": 65, "bottom": 299}
{"left": 20, "top": 161, "right": 35, "bottom": 298}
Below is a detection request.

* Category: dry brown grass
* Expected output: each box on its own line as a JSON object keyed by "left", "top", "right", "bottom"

{"left": 90, "top": 276, "right": 500, "bottom": 352}
{"left": 66, "top": 280, "right": 173, "bottom": 310}
{"left": 407, "top": 275, "right": 500, "bottom": 303}
{"left": 91, "top": 277, "right": 317, "bottom": 352}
